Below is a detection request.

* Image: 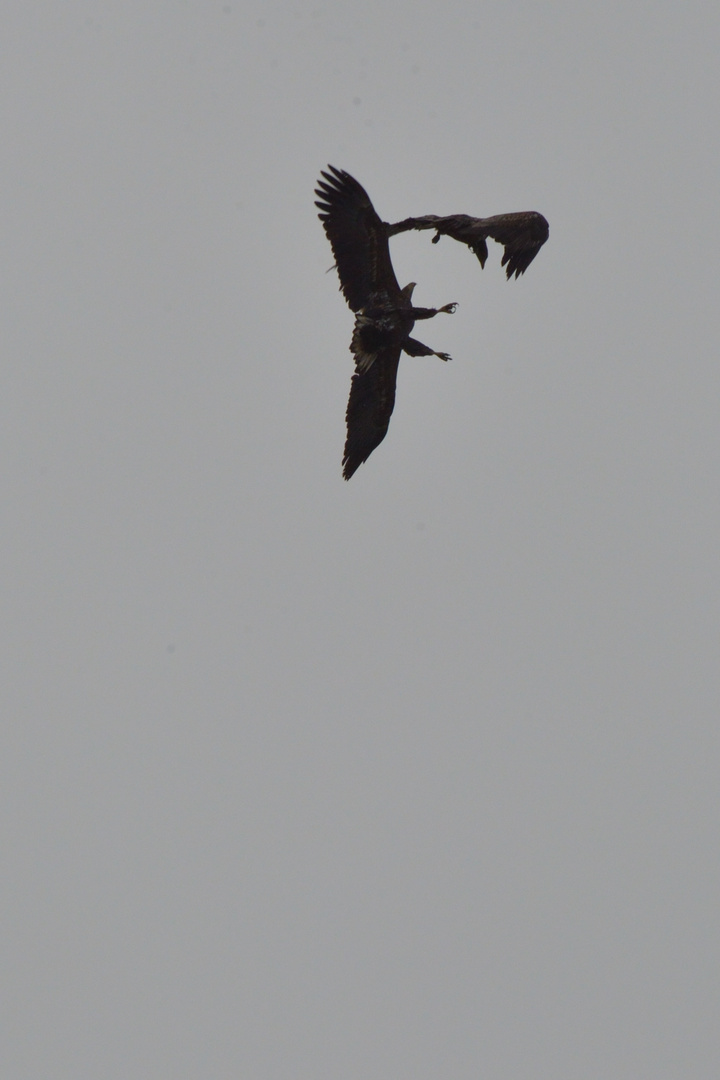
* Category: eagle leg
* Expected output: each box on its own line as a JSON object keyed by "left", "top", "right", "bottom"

{"left": 403, "top": 337, "right": 452, "bottom": 362}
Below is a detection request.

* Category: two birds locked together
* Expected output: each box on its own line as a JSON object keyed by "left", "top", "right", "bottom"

{"left": 315, "top": 165, "right": 549, "bottom": 479}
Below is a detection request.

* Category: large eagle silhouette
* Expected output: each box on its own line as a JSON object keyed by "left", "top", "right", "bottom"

{"left": 315, "top": 166, "right": 548, "bottom": 479}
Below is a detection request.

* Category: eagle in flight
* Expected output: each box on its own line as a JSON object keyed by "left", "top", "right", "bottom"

{"left": 315, "top": 165, "right": 548, "bottom": 479}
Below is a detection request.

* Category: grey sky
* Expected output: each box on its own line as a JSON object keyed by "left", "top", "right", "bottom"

{"left": 3, "top": 2, "right": 720, "bottom": 1077}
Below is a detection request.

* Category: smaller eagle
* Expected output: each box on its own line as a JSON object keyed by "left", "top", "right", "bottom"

{"left": 315, "top": 166, "right": 548, "bottom": 479}
{"left": 387, "top": 210, "right": 549, "bottom": 280}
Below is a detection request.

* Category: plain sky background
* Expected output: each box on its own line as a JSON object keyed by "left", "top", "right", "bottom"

{"left": 3, "top": 2, "right": 720, "bottom": 1077}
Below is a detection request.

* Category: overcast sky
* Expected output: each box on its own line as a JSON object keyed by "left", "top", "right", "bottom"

{"left": 3, "top": 3, "right": 720, "bottom": 1078}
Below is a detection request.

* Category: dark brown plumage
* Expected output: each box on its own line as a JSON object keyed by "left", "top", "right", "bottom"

{"left": 315, "top": 166, "right": 456, "bottom": 479}
{"left": 387, "top": 210, "right": 549, "bottom": 279}
{"left": 315, "top": 166, "right": 548, "bottom": 479}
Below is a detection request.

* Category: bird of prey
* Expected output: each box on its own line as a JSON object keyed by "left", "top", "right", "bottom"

{"left": 315, "top": 165, "right": 548, "bottom": 479}
{"left": 387, "top": 208, "right": 549, "bottom": 280}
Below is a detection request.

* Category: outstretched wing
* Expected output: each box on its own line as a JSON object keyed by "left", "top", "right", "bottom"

{"left": 470, "top": 211, "right": 549, "bottom": 278}
{"left": 315, "top": 166, "right": 399, "bottom": 311}
{"left": 389, "top": 210, "right": 549, "bottom": 279}
{"left": 343, "top": 347, "right": 401, "bottom": 480}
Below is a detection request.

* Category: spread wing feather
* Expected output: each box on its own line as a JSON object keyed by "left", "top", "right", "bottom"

{"left": 342, "top": 348, "right": 401, "bottom": 480}
{"left": 315, "top": 166, "right": 399, "bottom": 311}
{"left": 473, "top": 211, "right": 549, "bottom": 278}
{"left": 389, "top": 210, "right": 549, "bottom": 279}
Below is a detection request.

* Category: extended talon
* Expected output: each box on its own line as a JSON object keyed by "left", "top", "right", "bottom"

{"left": 441, "top": 302, "right": 458, "bottom": 314}
{"left": 437, "top": 352, "right": 451, "bottom": 362}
